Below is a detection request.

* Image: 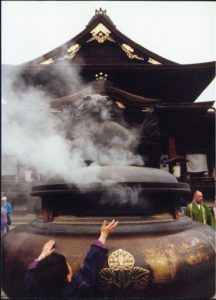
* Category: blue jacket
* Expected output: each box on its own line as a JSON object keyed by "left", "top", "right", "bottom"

{"left": 25, "top": 240, "right": 108, "bottom": 298}
{"left": 2, "top": 202, "right": 13, "bottom": 214}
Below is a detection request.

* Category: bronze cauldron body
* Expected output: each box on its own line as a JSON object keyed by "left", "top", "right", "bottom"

{"left": 2, "top": 166, "right": 216, "bottom": 299}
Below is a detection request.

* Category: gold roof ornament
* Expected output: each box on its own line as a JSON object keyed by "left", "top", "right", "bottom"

{"left": 95, "top": 72, "right": 108, "bottom": 81}
{"left": 121, "top": 44, "right": 144, "bottom": 61}
{"left": 148, "top": 57, "right": 162, "bottom": 65}
{"left": 115, "top": 101, "right": 126, "bottom": 109}
{"left": 57, "top": 44, "right": 81, "bottom": 61}
{"left": 66, "top": 44, "right": 81, "bottom": 60}
{"left": 49, "top": 107, "right": 62, "bottom": 113}
{"left": 141, "top": 107, "right": 154, "bottom": 113}
{"left": 87, "top": 23, "right": 115, "bottom": 43}
{"left": 40, "top": 58, "right": 54, "bottom": 65}
{"left": 98, "top": 249, "right": 150, "bottom": 292}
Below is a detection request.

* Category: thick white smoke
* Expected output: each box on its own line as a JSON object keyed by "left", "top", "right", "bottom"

{"left": 2, "top": 64, "right": 144, "bottom": 188}
{"left": 62, "top": 93, "right": 144, "bottom": 167}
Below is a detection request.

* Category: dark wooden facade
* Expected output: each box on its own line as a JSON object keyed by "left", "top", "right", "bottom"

{"left": 2, "top": 8, "right": 215, "bottom": 205}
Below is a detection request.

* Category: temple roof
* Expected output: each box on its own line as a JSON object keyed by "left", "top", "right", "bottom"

{"left": 3, "top": 9, "right": 215, "bottom": 104}
{"left": 23, "top": 8, "right": 176, "bottom": 66}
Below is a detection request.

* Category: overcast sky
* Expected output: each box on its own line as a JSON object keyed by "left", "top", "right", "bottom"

{"left": 2, "top": 1, "right": 216, "bottom": 102}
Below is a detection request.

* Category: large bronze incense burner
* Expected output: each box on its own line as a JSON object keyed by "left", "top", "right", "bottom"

{"left": 2, "top": 166, "right": 216, "bottom": 299}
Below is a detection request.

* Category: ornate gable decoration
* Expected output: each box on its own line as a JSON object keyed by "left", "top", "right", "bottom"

{"left": 121, "top": 44, "right": 144, "bottom": 61}
{"left": 66, "top": 44, "right": 81, "bottom": 59}
{"left": 87, "top": 23, "right": 115, "bottom": 43}
{"left": 148, "top": 57, "right": 162, "bottom": 65}
{"left": 95, "top": 72, "right": 108, "bottom": 81}
{"left": 40, "top": 44, "right": 81, "bottom": 64}
{"left": 40, "top": 58, "right": 54, "bottom": 65}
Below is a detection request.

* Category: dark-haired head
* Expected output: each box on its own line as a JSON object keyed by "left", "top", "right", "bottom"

{"left": 36, "top": 253, "right": 68, "bottom": 290}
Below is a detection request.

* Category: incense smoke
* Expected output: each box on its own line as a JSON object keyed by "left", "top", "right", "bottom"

{"left": 2, "top": 63, "right": 144, "bottom": 188}
{"left": 101, "top": 184, "right": 142, "bottom": 206}
{"left": 99, "top": 184, "right": 153, "bottom": 212}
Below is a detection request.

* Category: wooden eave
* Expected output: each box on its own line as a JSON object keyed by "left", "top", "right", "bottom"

{"left": 13, "top": 60, "right": 215, "bottom": 70}
{"left": 50, "top": 82, "right": 215, "bottom": 113}
{"left": 10, "top": 60, "right": 214, "bottom": 103}
{"left": 50, "top": 81, "right": 160, "bottom": 109}
{"left": 156, "top": 101, "right": 215, "bottom": 109}
{"left": 156, "top": 102, "right": 215, "bottom": 121}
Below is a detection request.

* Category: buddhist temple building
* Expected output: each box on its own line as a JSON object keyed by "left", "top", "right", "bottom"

{"left": 2, "top": 8, "right": 215, "bottom": 210}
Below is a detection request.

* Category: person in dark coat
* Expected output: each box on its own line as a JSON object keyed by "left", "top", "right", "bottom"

{"left": 25, "top": 219, "right": 118, "bottom": 298}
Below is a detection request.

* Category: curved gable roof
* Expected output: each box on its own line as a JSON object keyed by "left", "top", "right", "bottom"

{"left": 23, "top": 9, "right": 176, "bottom": 66}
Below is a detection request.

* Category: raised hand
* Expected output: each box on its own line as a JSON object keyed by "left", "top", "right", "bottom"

{"left": 101, "top": 219, "right": 118, "bottom": 235}
{"left": 98, "top": 219, "right": 118, "bottom": 244}
{"left": 37, "top": 240, "right": 56, "bottom": 261}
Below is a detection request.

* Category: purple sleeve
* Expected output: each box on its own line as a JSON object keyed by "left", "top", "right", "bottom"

{"left": 92, "top": 240, "right": 108, "bottom": 250}
{"left": 75, "top": 240, "right": 108, "bottom": 288}
{"left": 62, "top": 240, "right": 109, "bottom": 297}
{"left": 25, "top": 259, "right": 39, "bottom": 297}
{"left": 27, "top": 259, "right": 39, "bottom": 270}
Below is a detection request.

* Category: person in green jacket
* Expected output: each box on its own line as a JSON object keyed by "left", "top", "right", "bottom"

{"left": 185, "top": 190, "right": 216, "bottom": 230}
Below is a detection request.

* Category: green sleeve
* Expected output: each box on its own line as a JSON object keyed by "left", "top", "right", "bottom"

{"left": 184, "top": 205, "right": 190, "bottom": 217}
{"left": 205, "top": 205, "right": 216, "bottom": 230}
{"left": 209, "top": 212, "right": 216, "bottom": 230}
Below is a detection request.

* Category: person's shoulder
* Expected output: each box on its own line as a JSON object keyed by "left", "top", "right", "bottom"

{"left": 6, "top": 202, "right": 13, "bottom": 209}
{"left": 202, "top": 203, "right": 211, "bottom": 210}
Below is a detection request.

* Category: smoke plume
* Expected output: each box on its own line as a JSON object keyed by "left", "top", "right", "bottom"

{"left": 2, "top": 63, "right": 144, "bottom": 188}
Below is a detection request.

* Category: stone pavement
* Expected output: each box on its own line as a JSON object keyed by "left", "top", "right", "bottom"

{"left": 10, "top": 212, "right": 37, "bottom": 230}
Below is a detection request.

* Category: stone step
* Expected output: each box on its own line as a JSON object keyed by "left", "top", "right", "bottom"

{"left": 9, "top": 213, "right": 37, "bottom": 228}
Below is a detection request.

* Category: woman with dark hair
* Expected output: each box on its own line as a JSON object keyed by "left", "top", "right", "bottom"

{"left": 25, "top": 219, "right": 118, "bottom": 298}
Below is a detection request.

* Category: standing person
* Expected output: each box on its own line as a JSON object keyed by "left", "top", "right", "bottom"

{"left": 185, "top": 190, "right": 215, "bottom": 230}
{"left": 1, "top": 206, "right": 8, "bottom": 236}
{"left": 211, "top": 199, "right": 216, "bottom": 219}
{"left": 1, "top": 196, "right": 13, "bottom": 231}
{"left": 25, "top": 219, "right": 118, "bottom": 298}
